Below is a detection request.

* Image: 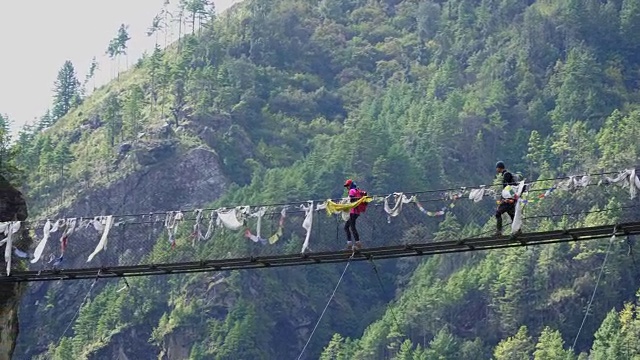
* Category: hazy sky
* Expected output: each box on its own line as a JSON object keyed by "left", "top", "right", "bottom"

{"left": 0, "top": 0, "right": 239, "bottom": 133}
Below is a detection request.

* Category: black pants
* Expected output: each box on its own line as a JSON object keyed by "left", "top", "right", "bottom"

{"left": 344, "top": 213, "right": 360, "bottom": 242}
{"left": 496, "top": 201, "right": 515, "bottom": 232}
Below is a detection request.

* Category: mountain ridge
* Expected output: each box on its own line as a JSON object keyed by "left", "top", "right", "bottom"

{"left": 8, "top": 0, "right": 640, "bottom": 359}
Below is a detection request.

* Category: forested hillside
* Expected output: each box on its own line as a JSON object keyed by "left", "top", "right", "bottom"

{"left": 8, "top": 0, "right": 640, "bottom": 358}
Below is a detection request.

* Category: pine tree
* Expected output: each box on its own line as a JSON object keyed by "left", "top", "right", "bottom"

{"left": 38, "top": 109, "right": 54, "bottom": 131}
{"left": 525, "top": 130, "right": 547, "bottom": 177}
{"left": 14, "top": 123, "right": 37, "bottom": 173}
{"left": 52, "top": 337, "right": 75, "bottom": 360}
{"left": 534, "top": 327, "right": 575, "bottom": 360}
{"left": 590, "top": 309, "right": 625, "bottom": 360}
{"left": 395, "top": 339, "right": 415, "bottom": 360}
{"left": 52, "top": 61, "right": 81, "bottom": 120}
{"left": 177, "top": 0, "right": 187, "bottom": 46}
{"left": 0, "top": 115, "right": 12, "bottom": 156}
{"left": 549, "top": 46, "right": 608, "bottom": 127}
{"left": 103, "top": 94, "right": 123, "bottom": 148}
{"left": 169, "top": 55, "right": 188, "bottom": 126}
{"left": 53, "top": 141, "right": 74, "bottom": 183}
{"left": 185, "top": 0, "right": 205, "bottom": 34}
{"left": 416, "top": 2, "right": 441, "bottom": 41}
{"left": 492, "top": 249, "right": 535, "bottom": 334}
{"left": 620, "top": 0, "right": 640, "bottom": 58}
{"left": 0, "top": 114, "right": 17, "bottom": 181}
{"left": 460, "top": 338, "right": 490, "bottom": 360}
{"left": 320, "top": 334, "right": 348, "bottom": 360}
{"left": 412, "top": 345, "right": 428, "bottom": 360}
{"left": 106, "top": 24, "right": 131, "bottom": 77}
{"left": 123, "top": 85, "right": 145, "bottom": 140}
{"left": 84, "top": 57, "right": 99, "bottom": 93}
{"left": 38, "top": 136, "right": 55, "bottom": 183}
{"left": 0, "top": 114, "right": 12, "bottom": 153}
{"left": 117, "top": 24, "right": 131, "bottom": 63}
{"left": 147, "top": 12, "right": 164, "bottom": 46}
{"left": 162, "top": 0, "right": 172, "bottom": 48}
{"left": 200, "top": 0, "right": 216, "bottom": 32}
{"left": 148, "top": 45, "right": 164, "bottom": 112}
{"left": 182, "top": 0, "right": 214, "bottom": 34}
{"left": 493, "top": 326, "right": 534, "bottom": 360}
{"left": 433, "top": 213, "right": 462, "bottom": 242}
{"left": 424, "top": 327, "right": 460, "bottom": 359}
{"left": 72, "top": 299, "right": 98, "bottom": 346}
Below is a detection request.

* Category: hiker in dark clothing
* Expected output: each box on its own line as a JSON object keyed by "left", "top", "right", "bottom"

{"left": 494, "top": 161, "right": 517, "bottom": 236}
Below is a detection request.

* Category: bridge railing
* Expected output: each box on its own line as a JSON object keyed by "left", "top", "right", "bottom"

{"left": 17, "top": 179, "right": 640, "bottom": 276}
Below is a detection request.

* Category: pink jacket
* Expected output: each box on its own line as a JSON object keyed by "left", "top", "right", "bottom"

{"left": 349, "top": 188, "right": 362, "bottom": 215}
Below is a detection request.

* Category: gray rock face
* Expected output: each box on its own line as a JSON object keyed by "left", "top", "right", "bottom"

{"left": 0, "top": 175, "right": 30, "bottom": 360}
{"left": 133, "top": 140, "right": 177, "bottom": 166}
{"left": 83, "top": 114, "right": 102, "bottom": 130}
{"left": 68, "top": 146, "right": 227, "bottom": 218}
{"left": 0, "top": 284, "right": 22, "bottom": 360}
{"left": 14, "top": 145, "right": 229, "bottom": 358}
{"left": 118, "top": 142, "right": 132, "bottom": 155}
{"left": 0, "top": 176, "right": 28, "bottom": 223}
{"left": 90, "top": 326, "right": 155, "bottom": 360}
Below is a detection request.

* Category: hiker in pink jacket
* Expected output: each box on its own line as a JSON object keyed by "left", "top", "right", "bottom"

{"left": 343, "top": 179, "right": 367, "bottom": 250}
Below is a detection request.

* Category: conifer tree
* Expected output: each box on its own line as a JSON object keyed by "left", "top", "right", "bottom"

{"left": 38, "top": 109, "right": 54, "bottom": 130}
{"left": 103, "top": 94, "right": 123, "bottom": 147}
{"left": 123, "top": 85, "right": 145, "bottom": 140}
{"left": 425, "top": 328, "right": 460, "bottom": 359}
{"left": 494, "top": 326, "right": 534, "bottom": 360}
{"left": 53, "top": 141, "right": 74, "bottom": 182}
{"left": 52, "top": 61, "right": 81, "bottom": 120}
{"left": 106, "top": 24, "right": 131, "bottom": 76}
{"left": 84, "top": 57, "right": 99, "bottom": 93}
{"left": 534, "top": 327, "right": 575, "bottom": 360}
{"left": 525, "top": 130, "right": 546, "bottom": 176}
{"left": 52, "top": 337, "right": 75, "bottom": 360}
{"left": 0, "top": 114, "right": 16, "bottom": 178}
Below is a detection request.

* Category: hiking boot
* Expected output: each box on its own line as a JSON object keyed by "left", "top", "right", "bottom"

{"left": 509, "top": 229, "right": 523, "bottom": 239}
{"left": 354, "top": 241, "right": 363, "bottom": 250}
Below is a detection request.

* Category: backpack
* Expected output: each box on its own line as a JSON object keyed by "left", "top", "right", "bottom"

{"left": 505, "top": 172, "right": 527, "bottom": 197}
{"left": 502, "top": 171, "right": 523, "bottom": 186}
{"left": 512, "top": 172, "right": 523, "bottom": 184}
{"left": 355, "top": 189, "right": 368, "bottom": 213}
{"left": 513, "top": 172, "right": 529, "bottom": 194}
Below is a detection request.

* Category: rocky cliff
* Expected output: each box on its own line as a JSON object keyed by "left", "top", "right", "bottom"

{"left": 0, "top": 283, "right": 23, "bottom": 360}
{"left": 0, "top": 175, "right": 30, "bottom": 360}
{"left": 14, "top": 139, "right": 229, "bottom": 358}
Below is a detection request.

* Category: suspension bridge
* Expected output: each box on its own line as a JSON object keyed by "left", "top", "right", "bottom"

{"left": 3, "top": 171, "right": 640, "bottom": 283}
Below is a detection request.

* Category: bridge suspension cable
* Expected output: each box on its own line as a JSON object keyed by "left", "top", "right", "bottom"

{"left": 5, "top": 169, "right": 639, "bottom": 283}
{"left": 29, "top": 170, "right": 618, "bottom": 223}
{"left": 4, "top": 219, "right": 639, "bottom": 283}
